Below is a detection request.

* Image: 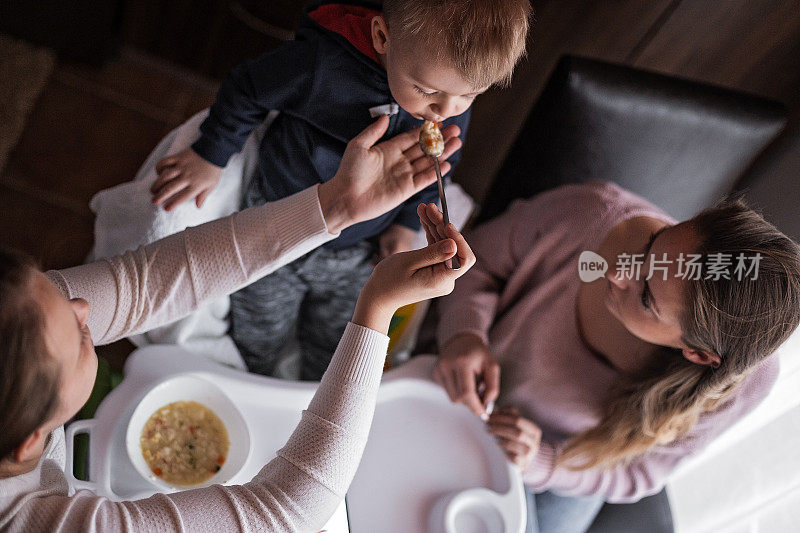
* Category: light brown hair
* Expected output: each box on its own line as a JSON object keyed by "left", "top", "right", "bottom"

{"left": 0, "top": 249, "right": 60, "bottom": 461}
{"left": 559, "top": 198, "right": 800, "bottom": 469}
{"left": 382, "top": 0, "right": 532, "bottom": 88}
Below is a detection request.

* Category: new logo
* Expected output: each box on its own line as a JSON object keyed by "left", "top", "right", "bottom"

{"left": 578, "top": 251, "right": 608, "bottom": 282}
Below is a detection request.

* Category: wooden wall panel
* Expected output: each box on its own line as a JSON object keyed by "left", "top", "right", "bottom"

{"left": 633, "top": 0, "right": 800, "bottom": 110}
{"left": 122, "top": 0, "right": 313, "bottom": 77}
{"left": 454, "top": 0, "right": 677, "bottom": 203}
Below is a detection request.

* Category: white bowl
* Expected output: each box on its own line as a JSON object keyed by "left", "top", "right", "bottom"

{"left": 125, "top": 373, "right": 251, "bottom": 492}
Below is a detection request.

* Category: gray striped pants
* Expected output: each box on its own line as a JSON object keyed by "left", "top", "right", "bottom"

{"left": 229, "top": 242, "right": 374, "bottom": 381}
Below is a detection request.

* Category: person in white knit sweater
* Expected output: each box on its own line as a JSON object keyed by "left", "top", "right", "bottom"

{"left": 0, "top": 116, "right": 475, "bottom": 532}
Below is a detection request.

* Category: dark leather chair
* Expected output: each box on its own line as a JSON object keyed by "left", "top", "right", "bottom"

{"left": 734, "top": 119, "right": 800, "bottom": 242}
{"left": 478, "top": 55, "right": 787, "bottom": 224}
{"left": 476, "top": 55, "right": 788, "bottom": 532}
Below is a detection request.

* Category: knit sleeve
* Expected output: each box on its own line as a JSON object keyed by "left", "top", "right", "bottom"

{"left": 192, "top": 39, "right": 318, "bottom": 167}
{"left": 5, "top": 323, "right": 388, "bottom": 532}
{"left": 46, "top": 186, "right": 335, "bottom": 346}
{"left": 523, "top": 356, "right": 780, "bottom": 503}
{"left": 436, "top": 181, "right": 675, "bottom": 347}
{"left": 436, "top": 196, "right": 536, "bottom": 346}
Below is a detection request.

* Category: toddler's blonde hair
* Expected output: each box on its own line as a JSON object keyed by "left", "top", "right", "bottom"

{"left": 383, "top": 0, "right": 532, "bottom": 88}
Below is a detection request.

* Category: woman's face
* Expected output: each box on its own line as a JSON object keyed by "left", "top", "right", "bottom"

{"left": 34, "top": 272, "right": 98, "bottom": 431}
{"left": 603, "top": 222, "right": 698, "bottom": 352}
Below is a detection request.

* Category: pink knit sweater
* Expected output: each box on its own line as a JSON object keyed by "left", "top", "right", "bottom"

{"left": 437, "top": 181, "right": 779, "bottom": 503}
{"left": 0, "top": 186, "right": 390, "bottom": 531}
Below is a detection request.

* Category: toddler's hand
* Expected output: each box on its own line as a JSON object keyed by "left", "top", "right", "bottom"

{"left": 152, "top": 148, "right": 222, "bottom": 211}
{"left": 376, "top": 224, "right": 416, "bottom": 263}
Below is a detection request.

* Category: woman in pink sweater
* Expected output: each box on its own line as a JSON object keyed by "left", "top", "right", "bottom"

{"left": 0, "top": 117, "right": 476, "bottom": 532}
{"left": 433, "top": 181, "right": 800, "bottom": 532}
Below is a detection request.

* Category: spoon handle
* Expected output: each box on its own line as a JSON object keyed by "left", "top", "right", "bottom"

{"left": 433, "top": 157, "right": 460, "bottom": 270}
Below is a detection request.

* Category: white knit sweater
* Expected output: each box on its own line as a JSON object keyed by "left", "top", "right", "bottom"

{"left": 0, "top": 186, "right": 389, "bottom": 532}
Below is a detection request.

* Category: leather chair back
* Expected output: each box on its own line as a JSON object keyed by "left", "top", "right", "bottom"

{"left": 478, "top": 55, "right": 787, "bottom": 223}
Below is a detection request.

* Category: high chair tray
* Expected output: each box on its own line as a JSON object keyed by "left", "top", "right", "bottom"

{"left": 67, "top": 345, "right": 525, "bottom": 532}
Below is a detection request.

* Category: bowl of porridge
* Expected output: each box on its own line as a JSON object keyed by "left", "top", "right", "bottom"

{"left": 126, "top": 374, "right": 251, "bottom": 491}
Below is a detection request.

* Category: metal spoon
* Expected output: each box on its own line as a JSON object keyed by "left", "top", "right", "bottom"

{"left": 419, "top": 121, "right": 460, "bottom": 270}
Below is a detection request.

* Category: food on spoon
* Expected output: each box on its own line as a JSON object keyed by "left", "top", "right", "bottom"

{"left": 419, "top": 120, "right": 444, "bottom": 157}
{"left": 140, "top": 400, "right": 229, "bottom": 486}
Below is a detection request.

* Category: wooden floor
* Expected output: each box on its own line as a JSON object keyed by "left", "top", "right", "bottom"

{"left": 0, "top": 48, "right": 219, "bottom": 367}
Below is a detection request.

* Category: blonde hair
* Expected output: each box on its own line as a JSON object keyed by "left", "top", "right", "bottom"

{"left": 382, "top": 0, "right": 532, "bottom": 88}
{"left": 558, "top": 198, "right": 800, "bottom": 470}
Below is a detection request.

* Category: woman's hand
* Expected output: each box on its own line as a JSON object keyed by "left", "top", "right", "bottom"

{"left": 352, "top": 205, "right": 474, "bottom": 335}
{"left": 435, "top": 333, "right": 501, "bottom": 417}
{"left": 318, "top": 115, "right": 462, "bottom": 234}
{"left": 487, "top": 406, "right": 542, "bottom": 471}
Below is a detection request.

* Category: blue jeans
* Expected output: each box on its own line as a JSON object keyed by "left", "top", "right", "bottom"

{"left": 526, "top": 490, "right": 605, "bottom": 533}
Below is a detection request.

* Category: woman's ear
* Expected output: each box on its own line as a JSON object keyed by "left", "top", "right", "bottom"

{"left": 12, "top": 428, "right": 47, "bottom": 464}
{"left": 682, "top": 348, "right": 721, "bottom": 369}
{"left": 371, "top": 15, "right": 390, "bottom": 55}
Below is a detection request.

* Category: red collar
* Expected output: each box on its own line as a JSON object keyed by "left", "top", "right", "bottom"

{"left": 309, "top": 4, "right": 381, "bottom": 64}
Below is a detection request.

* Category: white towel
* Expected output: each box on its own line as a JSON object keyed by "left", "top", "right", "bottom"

{"left": 89, "top": 110, "right": 275, "bottom": 369}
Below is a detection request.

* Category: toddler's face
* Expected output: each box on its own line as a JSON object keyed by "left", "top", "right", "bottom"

{"left": 383, "top": 39, "right": 486, "bottom": 123}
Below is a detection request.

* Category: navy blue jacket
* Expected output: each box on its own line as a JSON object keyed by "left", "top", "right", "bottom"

{"left": 192, "top": 1, "right": 471, "bottom": 249}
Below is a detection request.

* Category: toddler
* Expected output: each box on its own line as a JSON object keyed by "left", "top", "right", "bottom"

{"left": 151, "top": 0, "right": 531, "bottom": 379}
